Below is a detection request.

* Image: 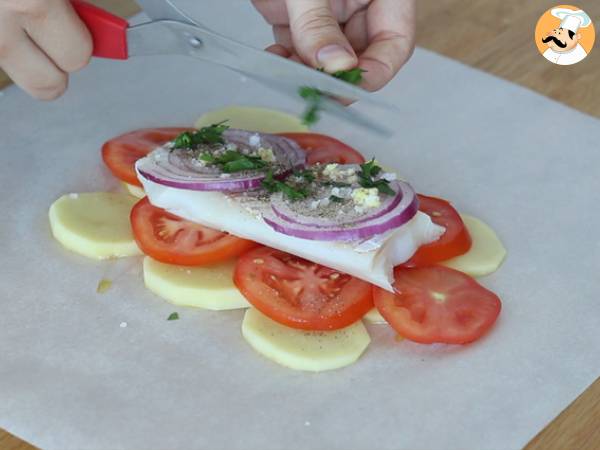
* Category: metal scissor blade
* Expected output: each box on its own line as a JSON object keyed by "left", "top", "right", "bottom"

{"left": 319, "top": 98, "right": 393, "bottom": 136}
{"left": 192, "top": 26, "right": 399, "bottom": 109}
{"left": 128, "top": 20, "right": 400, "bottom": 111}
{"left": 238, "top": 71, "right": 393, "bottom": 136}
{"left": 135, "top": 0, "right": 195, "bottom": 23}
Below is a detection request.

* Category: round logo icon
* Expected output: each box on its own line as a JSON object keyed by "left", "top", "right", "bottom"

{"left": 535, "top": 5, "right": 595, "bottom": 65}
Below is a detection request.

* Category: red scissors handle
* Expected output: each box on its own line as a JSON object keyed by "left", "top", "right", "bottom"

{"left": 71, "top": 0, "right": 129, "bottom": 60}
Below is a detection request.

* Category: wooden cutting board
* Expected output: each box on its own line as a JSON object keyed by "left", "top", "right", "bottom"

{"left": 1, "top": 1, "right": 599, "bottom": 449}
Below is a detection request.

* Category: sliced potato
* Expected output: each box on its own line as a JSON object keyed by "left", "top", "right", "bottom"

{"left": 195, "top": 106, "right": 308, "bottom": 133}
{"left": 363, "top": 308, "right": 387, "bottom": 325}
{"left": 442, "top": 214, "right": 507, "bottom": 277}
{"left": 49, "top": 192, "right": 141, "bottom": 259}
{"left": 242, "top": 308, "right": 370, "bottom": 372}
{"left": 122, "top": 182, "right": 145, "bottom": 199}
{"left": 143, "top": 257, "right": 249, "bottom": 310}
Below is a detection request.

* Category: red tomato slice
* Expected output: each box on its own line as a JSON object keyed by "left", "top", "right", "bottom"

{"left": 278, "top": 132, "right": 366, "bottom": 164}
{"left": 374, "top": 265, "right": 501, "bottom": 344}
{"left": 102, "top": 128, "right": 189, "bottom": 187}
{"left": 403, "top": 194, "right": 472, "bottom": 267}
{"left": 234, "top": 246, "right": 373, "bottom": 330}
{"left": 130, "top": 198, "right": 257, "bottom": 266}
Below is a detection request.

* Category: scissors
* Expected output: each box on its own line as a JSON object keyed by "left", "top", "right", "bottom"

{"left": 72, "top": 0, "right": 396, "bottom": 135}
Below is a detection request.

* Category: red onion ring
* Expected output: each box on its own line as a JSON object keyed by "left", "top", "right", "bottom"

{"left": 271, "top": 179, "right": 404, "bottom": 228}
{"left": 136, "top": 129, "right": 305, "bottom": 192}
{"left": 263, "top": 181, "right": 419, "bottom": 241}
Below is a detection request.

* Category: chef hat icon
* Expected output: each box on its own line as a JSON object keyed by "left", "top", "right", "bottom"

{"left": 551, "top": 8, "right": 592, "bottom": 33}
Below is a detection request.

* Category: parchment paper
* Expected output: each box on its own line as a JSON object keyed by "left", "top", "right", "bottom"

{"left": 1, "top": 3, "right": 600, "bottom": 450}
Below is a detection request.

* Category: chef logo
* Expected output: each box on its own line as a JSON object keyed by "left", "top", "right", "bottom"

{"left": 535, "top": 5, "right": 594, "bottom": 65}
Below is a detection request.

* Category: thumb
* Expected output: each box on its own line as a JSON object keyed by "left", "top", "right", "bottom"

{"left": 285, "top": 0, "right": 357, "bottom": 72}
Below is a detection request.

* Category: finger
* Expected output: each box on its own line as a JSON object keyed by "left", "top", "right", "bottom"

{"left": 251, "top": 0, "right": 289, "bottom": 25}
{"left": 344, "top": 10, "right": 369, "bottom": 54}
{"left": 358, "top": 0, "right": 416, "bottom": 91}
{"left": 265, "top": 44, "right": 302, "bottom": 64}
{"left": 21, "top": 0, "right": 92, "bottom": 73}
{"left": 273, "top": 25, "right": 293, "bottom": 49}
{"left": 285, "top": 0, "right": 357, "bottom": 72}
{"left": 289, "top": 53, "right": 303, "bottom": 64}
{"left": 265, "top": 43, "right": 291, "bottom": 58}
{"left": 0, "top": 21, "right": 67, "bottom": 100}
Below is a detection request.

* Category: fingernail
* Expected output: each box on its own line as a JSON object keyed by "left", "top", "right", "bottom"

{"left": 317, "top": 45, "right": 356, "bottom": 72}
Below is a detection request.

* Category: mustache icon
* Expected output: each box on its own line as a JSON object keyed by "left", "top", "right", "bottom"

{"left": 542, "top": 35, "right": 567, "bottom": 48}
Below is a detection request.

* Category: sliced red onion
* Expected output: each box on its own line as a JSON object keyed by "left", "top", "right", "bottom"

{"left": 263, "top": 181, "right": 419, "bottom": 241}
{"left": 271, "top": 179, "right": 404, "bottom": 228}
{"left": 136, "top": 129, "right": 305, "bottom": 192}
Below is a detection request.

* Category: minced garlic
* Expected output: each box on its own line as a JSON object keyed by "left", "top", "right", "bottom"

{"left": 257, "top": 147, "right": 276, "bottom": 162}
{"left": 351, "top": 187, "right": 381, "bottom": 208}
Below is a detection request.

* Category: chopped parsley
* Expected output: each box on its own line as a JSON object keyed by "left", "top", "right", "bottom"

{"left": 322, "top": 180, "right": 352, "bottom": 188}
{"left": 262, "top": 169, "right": 308, "bottom": 201}
{"left": 173, "top": 120, "right": 229, "bottom": 148}
{"left": 293, "top": 169, "right": 316, "bottom": 183}
{"left": 332, "top": 67, "right": 365, "bottom": 84}
{"left": 167, "top": 312, "right": 179, "bottom": 321}
{"left": 358, "top": 159, "right": 395, "bottom": 195}
{"left": 299, "top": 86, "right": 324, "bottom": 126}
{"left": 329, "top": 195, "right": 344, "bottom": 203}
{"left": 299, "top": 68, "right": 366, "bottom": 126}
{"left": 359, "top": 158, "right": 382, "bottom": 178}
{"left": 199, "top": 150, "right": 268, "bottom": 173}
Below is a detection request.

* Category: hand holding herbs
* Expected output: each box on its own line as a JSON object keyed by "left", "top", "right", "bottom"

{"left": 253, "top": 0, "right": 416, "bottom": 92}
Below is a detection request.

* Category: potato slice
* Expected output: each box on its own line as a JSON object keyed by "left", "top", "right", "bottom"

{"left": 195, "top": 106, "right": 308, "bottom": 133}
{"left": 143, "top": 257, "right": 249, "bottom": 310}
{"left": 49, "top": 192, "right": 141, "bottom": 259}
{"left": 122, "top": 182, "right": 145, "bottom": 199}
{"left": 363, "top": 308, "right": 387, "bottom": 324}
{"left": 242, "top": 308, "right": 370, "bottom": 372}
{"left": 442, "top": 214, "right": 506, "bottom": 277}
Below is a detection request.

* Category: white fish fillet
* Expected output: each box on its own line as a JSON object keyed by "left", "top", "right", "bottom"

{"left": 137, "top": 156, "right": 444, "bottom": 291}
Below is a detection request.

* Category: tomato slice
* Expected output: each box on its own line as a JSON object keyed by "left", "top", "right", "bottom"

{"left": 403, "top": 194, "right": 472, "bottom": 267}
{"left": 130, "top": 198, "right": 257, "bottom": 266}
{"left": 278, "top": 132, "right": 366, "bottom": 164}
{"left": 234, "top": 246, "right": 373, "bottom": 330}
{"left": 102, "top": 127, "right": 189, "bottom": 187}
{"left": 374, "top": 265, "right": 501, "bottom": 344}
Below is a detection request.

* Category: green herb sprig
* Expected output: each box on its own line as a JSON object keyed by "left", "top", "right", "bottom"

{"left": 299, "top": 86, "right": 323, "bottom": 126}
{"left": 173, "top": 120, "right": 229, "bottom": 149}
{"left": 293, "top": 169, "right": 316, "bottom": 183}
{"left": 332, "top": 68, "right": 365, "bottom": 84}
{"left": 167, "top": 312, "right": 179, "bottom": 321}
{"left": 200, "top": 150, "right": 268, "bottom": 173}
{"left": 358, "top": 159, "right": 395, "bottom": 195}
{"left": 262, "top": 170, "right": 308, "bottom": 201}
{"left": 322, "top": 180, "right": 351, "bottom": 188}
{"left": 299, "top": 68, "right": 366, "bottom": 126}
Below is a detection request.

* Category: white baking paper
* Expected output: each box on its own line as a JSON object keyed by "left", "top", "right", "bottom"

{"left": 1, "top": 3, "right": 599, "bottom": 450}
